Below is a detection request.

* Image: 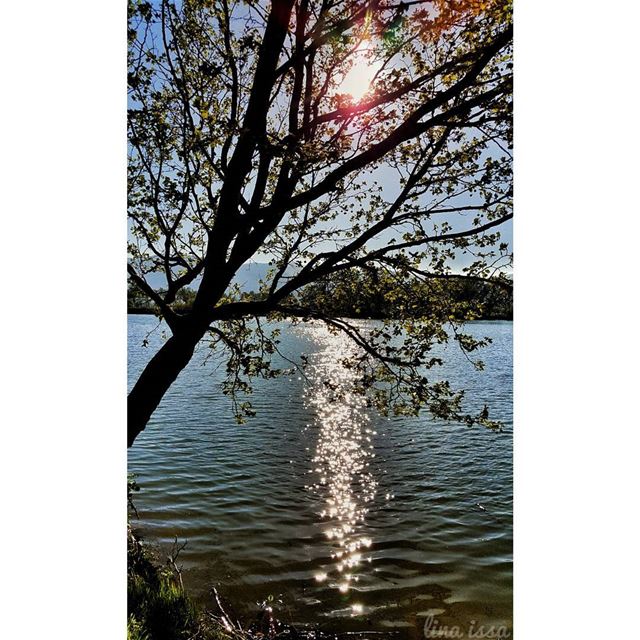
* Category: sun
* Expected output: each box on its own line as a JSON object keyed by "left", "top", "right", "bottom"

{"left": 339, "top": 41, "right": 383, "bottom": 101}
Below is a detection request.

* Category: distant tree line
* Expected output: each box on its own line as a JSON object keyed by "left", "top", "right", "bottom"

{"left": 129, "top": 267, "right": 511, "bottom": 320}
{"left": 128, "top": 284, "right": 197, "bottom": 314}
{"left": 297, "top": 267, "right": 512, "bottom": 320}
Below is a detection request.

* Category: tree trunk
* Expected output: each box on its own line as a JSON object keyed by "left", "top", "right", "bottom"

{"left": 127, "top": 326, "right": 204, "bottom": 447}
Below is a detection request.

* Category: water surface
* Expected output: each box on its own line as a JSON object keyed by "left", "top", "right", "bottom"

{"left": 128, "top": 316, "right": 512, "bottom": 638}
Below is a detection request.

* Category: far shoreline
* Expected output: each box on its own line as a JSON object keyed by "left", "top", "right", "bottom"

{"left": 127, "top": 308, "right": 513, "bottom": 321}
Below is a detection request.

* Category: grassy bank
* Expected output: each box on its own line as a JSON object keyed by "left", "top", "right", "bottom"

{"left": 129, "top": 526, "right": 262, "bottom": 640}
{"left": 128, "top": 527, "right": 201, "bottom": 640}
{"left": 128, "top": 474, "right": 239, "bottom": 640}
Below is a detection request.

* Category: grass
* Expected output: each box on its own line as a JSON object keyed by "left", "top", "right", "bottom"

{"left": 127, "top": 525, "right": 251, "bottom": 640}
{"left": 128, "top": 529, "right": 192, "bottom": 639}
{"left": 128, "top": 473, "right": 240, "bottom": 640}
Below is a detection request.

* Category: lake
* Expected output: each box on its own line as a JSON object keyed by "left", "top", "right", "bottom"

{"left": 128, "top": 315, "right": 512, "bottom": 638}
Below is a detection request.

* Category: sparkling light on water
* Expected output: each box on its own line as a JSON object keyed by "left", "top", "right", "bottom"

{"left": 300, "top": 324, "right": 380, "bottom": 597}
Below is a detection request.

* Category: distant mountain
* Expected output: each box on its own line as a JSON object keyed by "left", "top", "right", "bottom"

{"left": 231, "top": 261, "right": 271, "bottom": 293}
{"left": 133, "top": 262, "right": 271, "bottom": 294}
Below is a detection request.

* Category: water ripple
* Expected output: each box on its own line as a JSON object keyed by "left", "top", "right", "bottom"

{"left": 128, "top": 316, "right": 512, "bottom": 636}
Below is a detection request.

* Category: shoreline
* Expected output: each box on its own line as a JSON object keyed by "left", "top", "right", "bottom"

{"left": 127, "top": 308, "right": 513, "bottom": 321}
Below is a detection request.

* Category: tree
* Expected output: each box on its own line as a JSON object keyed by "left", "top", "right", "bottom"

{"left": 296, "top": 265, "right": 512, "bottom": 319}
{"left": 127, "top": 0, "right": 513, "bottom": 447}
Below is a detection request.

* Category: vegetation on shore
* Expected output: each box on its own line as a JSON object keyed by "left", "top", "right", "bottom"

{"left": 128, "top": 268, "right": 512, "bottom": 321}
{"left": 128, "top": 476, "right": 232, "bottom": 640}
{"left": 128, "top": 527, "right": 209, "bottom": 640}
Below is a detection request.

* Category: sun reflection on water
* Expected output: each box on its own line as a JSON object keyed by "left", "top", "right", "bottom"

{"left": 300, "top": 323, "right": 380, "bottom": 598}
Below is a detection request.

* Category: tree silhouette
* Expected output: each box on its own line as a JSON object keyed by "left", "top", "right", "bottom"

{"left": 128, "top": 0, "right": 512, "bottom": 446}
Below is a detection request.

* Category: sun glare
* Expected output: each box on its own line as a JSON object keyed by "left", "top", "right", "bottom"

{"left": 340, "top": 41, "right": 383, "bottom": 101}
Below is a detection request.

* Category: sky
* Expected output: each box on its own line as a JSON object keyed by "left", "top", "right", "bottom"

{"left": 129, "top": 1, "right": 512, "bottom": 284}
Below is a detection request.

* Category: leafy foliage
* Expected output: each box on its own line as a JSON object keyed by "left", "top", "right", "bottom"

{"left": 127, "top": 0, "right": 513, "bottom": 443}
{"left": 296, "top": 265, "right": 512, "bottom": 319}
